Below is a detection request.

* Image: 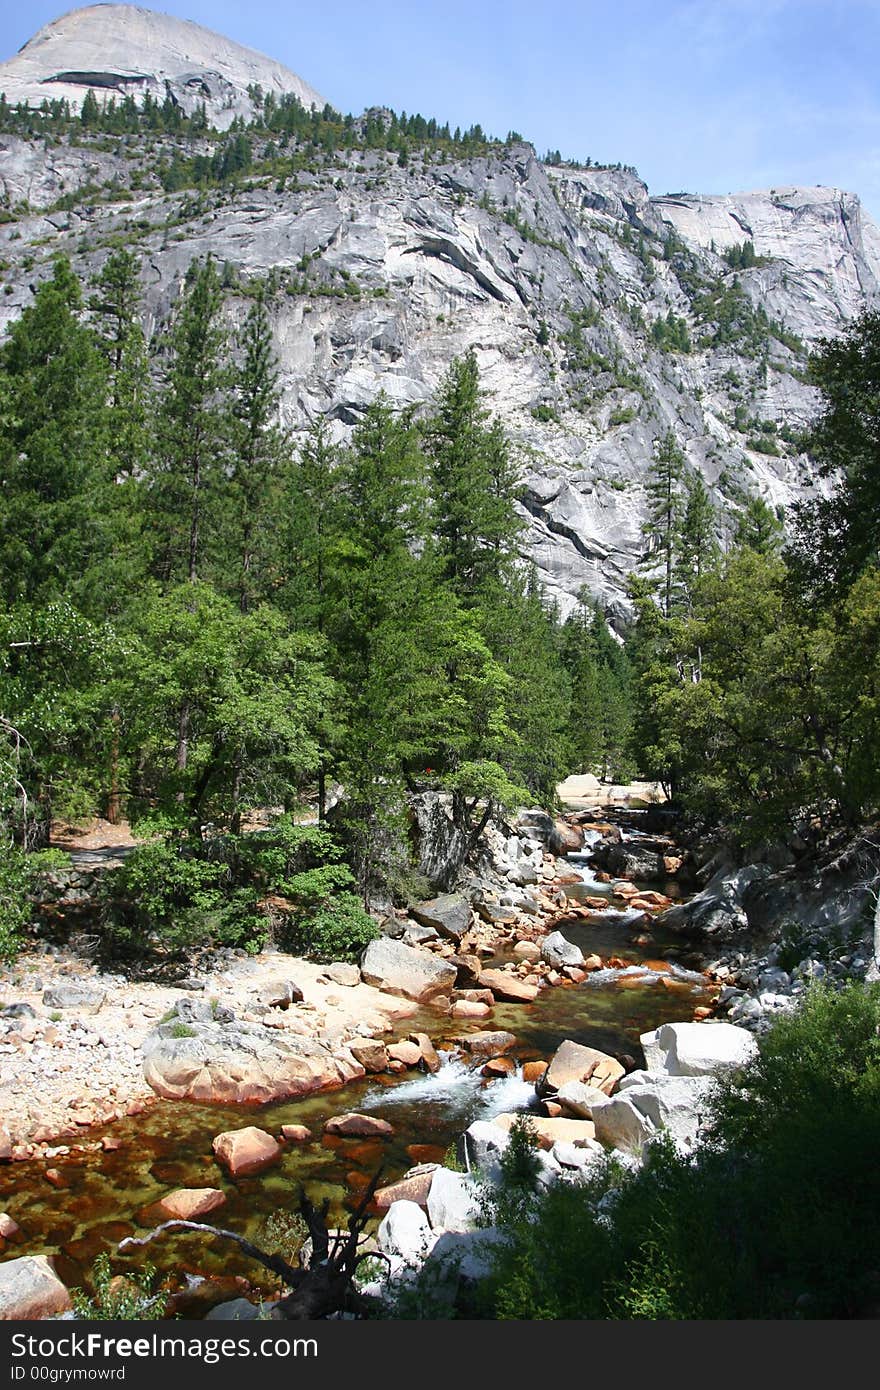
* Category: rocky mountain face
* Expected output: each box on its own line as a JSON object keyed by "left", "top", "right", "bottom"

{"left": 1, "top": 6, "right": 879, "bottom": 619}
{"left": 0, "top": 5, "right": 326, "bottom": 129}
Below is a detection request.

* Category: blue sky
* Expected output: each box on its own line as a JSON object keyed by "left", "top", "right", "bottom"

{"left": 4, "top": 0, "right": 880, "bottom": 220}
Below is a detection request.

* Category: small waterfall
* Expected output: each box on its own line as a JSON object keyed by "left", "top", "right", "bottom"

{"left": 359, "top": 1054, "right": 537, "bottom": 1128}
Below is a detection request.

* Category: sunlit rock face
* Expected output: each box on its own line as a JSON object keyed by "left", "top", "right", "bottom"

{"left": 2, "top": 8, "right": 879, "bottom": 617}
{"left": 0, "top": 4, "right": 326, "bottom": 129}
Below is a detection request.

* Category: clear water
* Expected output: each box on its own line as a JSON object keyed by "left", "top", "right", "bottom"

{"left": 0, "top": 836, "right": 713, "bottom": 1301}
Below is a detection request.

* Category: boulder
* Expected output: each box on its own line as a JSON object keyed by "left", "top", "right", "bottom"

{"left": 552, "top": 1140, "right": 605, "bottom": 1171}
{"left": 205, "top": 1298, "right": 265, "bottom": 1320}
{"left": 555, "top": 1080, "right": 610, "bottom": 1119}
{"left": 156, "top": 1188, "right": 227, "bottom": 1221}
{"left": 640, "top": 1021, "right": 758, "bottom": 1076}
{"left": 590, "top": 1094, "right": 656, "bottom": 1154}
{"left": 449, "top": 954, "right": 483, "bottom": 987}
{"left": 143, "top": 1013, "right": 362, "bottom": 1104}
{"left": 347, "top": 1037, "right": 389, "bottom": 1073}
{"left": 522, "top": 1060, "right": 548, "bottom": 1085}
{"left": 460, "top": 1119, "right": 511, "bottom": 1175}
{"left": 426, "top": 1168, "right": 482, "bottom": 1233}
{"left": 616, "top": 1071, "right": 715, "bottom": 1150}
{"left": 325, "top": 963, "right": 360, "bottom": 988}
{"left": 513, "top": 941, "right": 541, "bottom": 962}
{"left": 491, "top": 1112, "right": 596, "bottom": 1149}
{"left": 324, "top": 1113, "right": 394, "bottom": 1139}
{"left": 212, "top": 1127, "right": 281, "bottom": 1178}
{"left": 659, "top": 865, "right": 771, "bottom": 940}
{"left": 42, "top": 985, "right": 105, "bottom": 1010}
{"left": 477, "top": 969, "right": 539, "bottom": 1003}
{"left": 540, "top": 931, "right": 585, "bottom": 969}
{"left": 260, "top": 979, "right": 304, "bottom": 1009}
{"left": 409, "top": 1032, "right": 441, "bottom": 1074}
{"left": 541, "top": 1040, "right": 625, "bottom": 1097}
{"left": 280, "top": 1124, "right": 312, "bottom": 1143}
{"left": 360, "top": 937, "right": 458, "bottom": 1003}
{"left": 387, "top": 1040, "right": 421, "bottom": 1067}
{"left": 0, "top": 1255, "right": 71, "bottom": 1319}
{"left": 605, "top": 845, "right": 664, "bottom": 881}
{"left": 410, "top": 894, "right": 472, "bottom": 943}
{"left": 451, "top": 999, "right": 491, "bottom": 1019}
{"left": 374, "top": 1169, "right": 437, "bottom": 1211}
{"left": 475, "top": 902, "right": 519, "bottom": 924}
{"left": 402, "top": 923, "right": 440, "bottom": 945}
{"left": 552, "top": 820, "right": 585, "bottom": 854}
{"left": 377, "top": 1200, "right": 437, "bottom": 1263}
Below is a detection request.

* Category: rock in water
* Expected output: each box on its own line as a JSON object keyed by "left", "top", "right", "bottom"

{"left": 212, "top": 1127, "right": 280, "bottom": 1177}
{"left": 0, "top": 1255, "right": 71, "bottom": 1319}
{"left": 540, "top": 931, "right": 585, "bottom": 969}
{"left": 142, "top": 1008, "right": 363, "bottom": 1103}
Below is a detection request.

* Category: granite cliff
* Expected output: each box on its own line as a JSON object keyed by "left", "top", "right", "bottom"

{"left": 2, "top": 6, "right": 878, "bottom": 617}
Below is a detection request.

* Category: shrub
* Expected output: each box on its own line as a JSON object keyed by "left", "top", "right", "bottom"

{"left": 471, "top": 983, "right": 880, "bottom": 1319}
{"left": 0, "top": 845, "right": 68, "bottom": 962}
{"left": 283, "top": 891, "right": 379, "bottom": 963}
{"left": 72, "top": 1253, "right": 166, "bottom": 1320}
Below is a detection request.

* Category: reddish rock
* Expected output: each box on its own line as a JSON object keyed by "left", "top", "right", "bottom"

{"left": 492, "top": 1112, "right": 596, "bottom": 1150}
{"left": 449, "top": 954, "right": 483, "bottom": 987}
{"left": 101, "top": 1137, "right": 122, "bottom": 1152}
{"left": 564, "top": 967, "right": 587, "bottom": 983}
{"left": 544, "top": 1101, "right": 563, "bottom": 1117}
{"left": 451, "top": 1000, "right": 491, "bottom": 1019}
{"left": 513, "top": 941, "right": 541, "bottom": 962}
{"left": 406, "top": 1144, "right": 446, "bottom": 1165}
{"left": 409, "top": 1032, "right": 441, "bottom": 1074}
{"left": 44, "top": 1168, "right": 66, "bottom": 1189}
{"left": 157, "top": 1188, "right": 227, "bottom": 1221}
{"left": 583, "top": 954, "right": 603, "bottom": 971}
{"left": 387, "top": 1040, "right": 421, "bottom": 1067}
{"left": 541, "top": 1040, "right": 624, "bottom": 1097}
{"left": 478, "top": 969, "right": 539, "bottom": 1004}
{"left": 387, "top": 1059, "right": 408, "bottom": 1074}
{"left": 347, "top": 1038, "right": 389, "bottom": 1073}
{"left": 453, "top": 988, "right": 495, "bottom": 1006}
{"left": 481, "top": 1056, "right": 515, "bottom": 1077}
{"left": 324, "top": 1113, "right": 394, "bottom": 1139}
{"left": 522, "top": 1060, "right": 548, "bottom": 1085}
{"left": 693, "top": 1006, "right": 714, "bottom": 1020}
{"left": 212, "top": 1127, "right": 281, "bottom": 1178}
{"left": 0, "top": 1214, "right": 21, "bottom": 1240}
{"left": 125, "top": 1100, "right": 147, "bottom": 1117}
{"left": 280, "top": 1124, "right": 312, "bottom": 1143}
{"left": 374, "top": 1170, "right": 435, "bottom": 1211}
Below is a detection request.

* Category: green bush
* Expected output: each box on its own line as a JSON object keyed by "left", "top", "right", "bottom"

{"left": 0, "top": 844, "right": 68, "bottom": 962}
{"left": 468, "top": 983, "right": 880, "bottom": 1319}
{"left": 72, "top": 1253, "right": 166, "bottom": 1320}
{"left": 100, "top": 834, "right": 227, "bottom": 955}
{"left": 283, "top": 891, "right": 379, "bottom": 963}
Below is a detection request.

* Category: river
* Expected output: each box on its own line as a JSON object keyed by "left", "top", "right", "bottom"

{"left": 0, "top": 813, "right": 714, "bottom": 1305}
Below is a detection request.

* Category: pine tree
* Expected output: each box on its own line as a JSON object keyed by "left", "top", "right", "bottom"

{"left": 148, "top": 257, "right": 227, "bottom": 586}
{"left": 423, "top": 351, "right": 522, "bottom": 605}
{"left": 227, "top": 287, "right": 287, "bottom": 611}
{"left": 641, "top": 431, "right": 686, "bottom": 618}
{"left": 0, "top": 256, "right": 109, "bottom": 609}
{"left": 676, "top": 472, "right": 718, "bottom": 611}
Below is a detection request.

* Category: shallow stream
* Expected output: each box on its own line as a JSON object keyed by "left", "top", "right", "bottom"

{"left": 0, "top": 821, "right": 713, "bottom": 1301}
